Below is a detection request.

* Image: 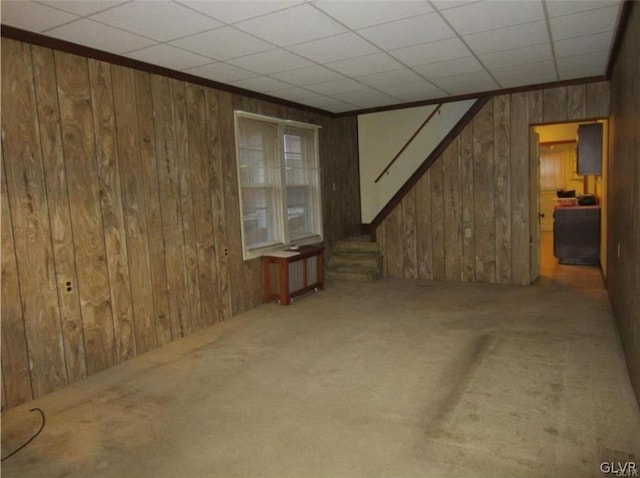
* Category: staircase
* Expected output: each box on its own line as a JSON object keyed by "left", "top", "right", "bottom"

{"left": 326, "top": 236, "right": 382, "bottom": 282}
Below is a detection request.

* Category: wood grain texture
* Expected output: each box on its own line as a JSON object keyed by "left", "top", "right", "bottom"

{"left": 151, "top": 76, "right": 190, "bottom": 338}
{"left": 385, "top": 206, "right": 404, "bottom": 278}
{"left": 586, "top": 81, "right": 610, "bottom": 118}
{"left": 567, "top": 84, "right": 586, "bottom": 120}
{"left": 442, "top": 139, "right": 462, "bottom": 281}
{"left": 56, "top": 50, "right": 116, "bottom": 374}
{"left": 0, "top": 157, "right": 33, "bottom": 407}
{"left": 172, "top": 78, "right": 201, "bottom": 331}
{"left": 401, "top": 189, "right": 417, "bottom": 279}
{"left": 186, "top": 82, "right": 219, "bottom": 327}
{"left": 377, "top": 216, "right": 388, "bottom": 277}
{"left": 543, "top": 86, "right": 568, "bottom": 123}
{"left": 472, "top": 100, "right": 496, "bottom": 283}
{"left": 493, "top": 95, "right": 511, "bottom": 285}
{"left": 527, "top": 90, "right": 543, "bottom": 125}
{"left": 459, "top": 124, "right": 475, "bottom": 282}
{"left": 205, "top": 88, "right": 232, "bottom": 322}
{"left": 31, "top": 45, "right": 87, "bottom": 383}
{"left": 509, "top": 92, "right": 530, "bottom": 286}
{"left": 608, "top": 3, "right": 639, "bottom": 404}
{"left": 88, "top": 59, "right": 135, "bottom": 364}
{"left": 415, "top": 171, "right": 433, "bottom": 280}
{"left": 111, "top": 64, "right": 157, "bottom": 355}
{"left": 134, "top": 70, "right": 172, "bottom": 345}
{"left": 2, "top": 39, "right": 68, "bottom": 397}
{"left": 430, "top": 157, "right": 445, "bottom": 281}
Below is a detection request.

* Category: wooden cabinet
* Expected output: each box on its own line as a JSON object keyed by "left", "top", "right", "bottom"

{"left": 577, "top": 123, "right": 603, "bottom": 175}
{"left": 262, "top": 245, "right": 324, "bottom": 305}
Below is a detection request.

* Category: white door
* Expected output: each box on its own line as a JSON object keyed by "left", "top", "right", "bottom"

{"left": 530, "top": 131, "right": 540, "bottom": 283}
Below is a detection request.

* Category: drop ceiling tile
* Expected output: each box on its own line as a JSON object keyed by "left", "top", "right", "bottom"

{"left": 355, "top": 68, "right": 424, "bottom": 89}
{"left": 333, "top": 88, "right": 400, "bottom": 108}
{"left": 2, "top": 0, "right": 78, "bottom": 32}
{"left": 287, "top": 32, "right": 379, "bottom": 63}
{"left": 550, "top": 5, "right": 620, "bottom": 41}
{"left": 545, "top": 0, "right": 619, "bottom": 18}
{"left": 555, "top": 31, "right": 614, "bottom": 58}
{"left": 45, "top": 19, "right": 156, "bottom": 54}
{"left": 376, "top": 80, "right": 444, "bottom": 100}
{"left": 228, "top": 50, "right": 313, "bottom": 75}
{"left": 270, "top": 65, "right": 345, "bottom": 86}
{"left": 184, "top": 62, "right": 259, "bottom": 83}
{"left": 479, "top": 42, "right": 552, "bottom": 70}
{"left": 312, "top": 1, "right": 433, "bottom": 29}
{"left": 439, "top": 0, "right": 544, "bottom": 35}
{"left": 177, "top": 1, "right": 302, "bottom": 24}
{"left": 413, "top": 56, "right": 484, "bottom": 79}
{"left": 125, "top": 44, "right": 213, "bottom": 71}
{"left": 300, "top": 96, "right": 356, "bottom": 111}
{"left": 464, "top": 20, "right": 548, "bottom": 54}
{"left": 390, "top": 38, "right": 471, "bottom": 66}
{"left": 431, "top": 1, "right": 481, "bottom": 10}
{"left": 229, "top": 76, "right": 291, "bottom": 93}
{"left": 90, "top": 1, "right": 222, "bottom": 41}
{"left": 267, "top": 87, "right": 319, "bottom": 101}
{"left": 431, "top": 70, "right": 498, "bottom": 94}
{"left": 234, "top": 3, "right": 346, "bottom": 46}
{"left": 170, "top": 27, "right": 274, "bottom": 61}
{"left": 326, "top": 53, "right": 403, "bottom": 77}
{"left": 357, "top": 13, "right": 455, "bottom": 50}
{"left": 557, "top": 51, "right": 609, "bottom": 78}
{"left": 491, "top": 60, "right": 557, "bottom": 87}
{"left": 41, "top": 1, "right": 127, "bottom": 16}
{"left": 305, "top": 78, "right": 365, "bottom": 95}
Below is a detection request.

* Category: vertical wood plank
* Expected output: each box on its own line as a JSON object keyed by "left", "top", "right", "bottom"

{"left": 473, "top": 100, "right": 496, "bottom": 283}
{"left": 1, "top": 40, "right": 68, "bottom": 397}
{"left": 586, "top": 81, "right": 610, "bottom": 118}
{"left": 218, "top": 91, "right": 244, "bottom": 315}
{"left": 385, "top": 206, "right": 404, "bottom": 278}
{"left": 567, "top": 84, "right": 586, "bottom": 121}
{"left": 133, "top": 70, "right": 172, "bottom": 344}
{"left": 510, "top": 92, "right": 531, "bottom": 285}
{"left": 205, "top": 88, "right": 232, "bottom": 321}
{"left": 543, "top": 86, "right": 568, "bottom": 123}
{"left": 528, "top": 90, "right": 543, "bottom": 125}
{"left": 376, "top": 219, "right": 388, "bottom": 277}
{"left": 88, "top": 59, "right": 135, "bottom": 364}
{"left": 402, "top": 188, "right": 417, "bottom": 279}
{"left": 56, "top": 49, "right": 117, "bottom": 376}
{"left": 111, "top": 64, "right": 157, "bottom": 354}
{"left": 460, "top": 123, "right": 475, "bottom": 282}
{"left": 442, "top": 138, "right": 463, "bottom": 281}
{"left": 494, "top": 95, "right": 512, "bottom": 285}
{"left": 151, "top": 75, "right": 190, "bottom": 337}
{"left": 0, "top": 156, "right": 33, "bottom": 407}
{"left": 31, "top": 45, "right": 87, "bottom": 383}
{"left": 172, "top": 79, "right": 201, "bottom": 330}
{"left": 415, "top": 170, "right": 433, "bottom": 280}
{"left": 185, "top": 82, "right": 219, "bottom": 327}
{"left": 430, "top": 156, "right": 445, "bottom": 280}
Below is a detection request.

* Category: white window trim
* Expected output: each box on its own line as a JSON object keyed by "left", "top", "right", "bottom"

{"left": 234, "top": 111, "right": 323, "bottom": 260}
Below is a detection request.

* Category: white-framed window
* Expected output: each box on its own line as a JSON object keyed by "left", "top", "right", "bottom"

{"left": 234, "top": 111, "right": 322, "bottom": 260}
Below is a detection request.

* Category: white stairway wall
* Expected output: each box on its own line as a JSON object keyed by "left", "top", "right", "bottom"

{"left": 358, "top": 99, "right": 476, "bottom": 224}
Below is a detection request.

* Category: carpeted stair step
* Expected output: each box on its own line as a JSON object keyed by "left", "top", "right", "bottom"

{"left": 328, "top": 252, "right": 382, "bottom": 270}
{"left": 326, "top": 266, "right": 382, "bottom": 282}
{"left": 333, "top": 240, "right": 379, "bottom": 254}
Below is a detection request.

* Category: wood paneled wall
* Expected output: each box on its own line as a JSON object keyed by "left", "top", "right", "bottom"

{"left": 0, "top": 38, "right": 360, "bottom": 408}
{"left": 377, "top": 81, "right": 610, "bottom": 286}
{"left": 608, "top": 2, "right": 640, "bottom": 404}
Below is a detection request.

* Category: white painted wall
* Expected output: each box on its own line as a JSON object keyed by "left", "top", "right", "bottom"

{"left": 358, "top": 99, "right": 476, "bottom": 223}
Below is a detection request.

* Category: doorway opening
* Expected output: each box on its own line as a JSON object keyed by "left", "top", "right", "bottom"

{"left": 532, "top": 120, "right": 607, "bottom": 289}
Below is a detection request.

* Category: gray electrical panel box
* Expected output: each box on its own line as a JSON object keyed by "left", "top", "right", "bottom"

{"left": 577, "top": 123, "right": 603, "bottom": 175}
